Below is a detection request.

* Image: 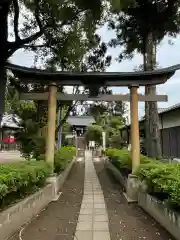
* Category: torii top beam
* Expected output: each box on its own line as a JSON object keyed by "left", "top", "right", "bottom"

{"left": 5, "top": 63, "right": 180, "bottom": 86}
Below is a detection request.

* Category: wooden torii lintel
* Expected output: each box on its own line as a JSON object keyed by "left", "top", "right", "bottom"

{"left": 20, "top": 92, "right": 168, "bottom": 102}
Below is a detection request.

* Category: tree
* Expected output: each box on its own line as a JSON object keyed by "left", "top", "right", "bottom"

{"left": 81, "top": 35, "right": 112, "bottom": 96}
{"left": 0, "top": 0, "right": 104, "bottom": 123}
{"left": 84, "top": 102, "right": 125, "bottom": 148}
{"left": 108, "top": 0, "right": 180, "bottom": 158}
{"left": 108, "top": 115, "right": 124, "bottom": 129}
{"left": 5, "top": 75, "right": 19, "bottom": 114}
{"left": 85, "top": 124, "right": 103, "bottom": 145}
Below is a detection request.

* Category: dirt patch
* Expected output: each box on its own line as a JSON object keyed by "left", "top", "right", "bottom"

{"left": 94, "top": 160, "right": 174, "bottom": 240}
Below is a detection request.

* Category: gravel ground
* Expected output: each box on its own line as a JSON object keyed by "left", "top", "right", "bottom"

{"left": 94, "top": 160, "right": 174, "bottom": 240}
{"left": 10, "top": 161, "right": 85, "bottom": 240}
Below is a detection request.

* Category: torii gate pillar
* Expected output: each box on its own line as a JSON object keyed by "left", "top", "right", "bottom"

{"left": 45, "top": 83, "right": 57, "bottom": 172}
{"left": 130, "top": 86, "right": 140, "bottom": 173}
{"left": 124, "top": 86, "right": 140, "bottom": 203}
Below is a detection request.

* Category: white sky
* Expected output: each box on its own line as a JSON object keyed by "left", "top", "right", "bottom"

{"left": 10, "top": 24, "right": 180, "bottom": 119}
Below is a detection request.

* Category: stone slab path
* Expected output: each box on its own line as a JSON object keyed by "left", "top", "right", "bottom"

{"left": 74, "top": 151, "right": 110, "bottom": 240}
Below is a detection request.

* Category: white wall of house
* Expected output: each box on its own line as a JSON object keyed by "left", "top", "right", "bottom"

{"left": 160, "top": 108, "right": 180, "bottom": 129}
{"left": 120, "top": 107, "right": 180, "bottom": 138}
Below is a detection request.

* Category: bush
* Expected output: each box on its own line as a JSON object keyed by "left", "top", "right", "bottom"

{"left": 106, "top": 147, "right": 154, "bottom": 173}
{"left": 54, "top": 146, "right": 76, "bottom": 173}
{"left": 0, "top": 161, "right": 51, "bottom": 210}
{"left": 32, "top": 137, "right": 46, "bottom": 159}
{"left": 106, "top": 148, "right": 117, "bottom": 159}
{"left": 35, "top": 146, "right": 76, "bottom": 173}
{"left": 106, "top": 147, "right": 180, "bottom": 210}
{"left": 137, "top": 162, "right": 180, "bottom": 210}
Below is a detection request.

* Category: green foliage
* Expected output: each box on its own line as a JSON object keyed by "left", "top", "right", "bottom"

{"left": 85, "top": 124, "right": 103, "bottom": 145}
{"left": 108, "top": 132, "right": 122, "bottom": 148}
{"left": 108, "top": 0, "right": 180, "bottom": 60}
{"left": 86, "top": 104, "right": 108, "bottom": 124}
{"left": 137, "top": 163, "right": 180, "bottom": 210}
{"left": 0, "top": 161, "right": 51, "bottom": 209}
{"left": 13, "top": 99, "right": 47, "bottom": 160}
{"left": 106, "top": 147, "right": 180, "bottom": 210}
{"left": 54, "top": 146, "right": 76, "bottom": 173}
{"left": 5, "top": 77, "right": 19, "bottom": 114}
{"left": 35, "top": 146, "right": 76, "bottom": 173}
{"left": 32, "top": 137, "right": 46, "bottom": 159}
{"left": 15, "top": 117, "right": 45, "bottom": 160}
{"left": 84, "top": 104, "right": 125, "bottom": 148}
{"left": 106, "top": 147, "right": 154, "bottom": 172}
{"left": 105, "top": 116, "right": 124, "bottom": 148}
{"left": 1, "top": 0, "right": 105, "bottom": 63}
{"left": 108, "top": 116, "right": 124, "bottom": 129}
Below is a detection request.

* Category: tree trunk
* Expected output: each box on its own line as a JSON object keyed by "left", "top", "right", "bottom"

{"left": 0, "top": 2, "right": 10, "bottom": 124}
{"left": 143, "top": 45, "right": 149, "bottom": 156}
{"left": 144, "top": 32, "right": 162, "bottom": 158}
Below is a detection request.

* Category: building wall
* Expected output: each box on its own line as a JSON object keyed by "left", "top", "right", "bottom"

{"left": 160, "top": 108, "right": 180, "bottom": 129}
{"left": 160, "top": 126, "right": 180, "bottom": 159}
{"left": 159, "top": 109, "right": 180, "bottom": 158}
{"left": 120, "top": 108, "right": 180, "bottom": 159}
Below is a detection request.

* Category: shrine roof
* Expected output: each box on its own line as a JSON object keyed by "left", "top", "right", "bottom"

{"left": 67, "top": 116, "right": 95, "bottom": 126}
{"left": 5, "top": 63, "right": 180, "bottom": 86}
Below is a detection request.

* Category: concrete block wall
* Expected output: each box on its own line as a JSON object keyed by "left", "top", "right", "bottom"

{"left": 0, "top": 184, "right": 52, "bottom": 240}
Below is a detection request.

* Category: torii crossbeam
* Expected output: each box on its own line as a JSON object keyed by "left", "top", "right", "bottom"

{"left": 20, "top": 92, "right": 168, "bottom": 102}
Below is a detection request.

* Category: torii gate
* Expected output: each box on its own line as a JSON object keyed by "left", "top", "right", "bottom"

{"left": 6, "top": 63, "right": 180, "bottom": 175}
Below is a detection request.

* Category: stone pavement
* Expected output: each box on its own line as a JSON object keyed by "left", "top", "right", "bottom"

{"left": 74, "top": 151, "right": 110, "bottom": 240}
{"left": 0, "top": 151, "right": 24, "bottom": 163}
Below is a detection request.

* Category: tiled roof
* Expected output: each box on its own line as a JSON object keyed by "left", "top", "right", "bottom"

{"left": 67, "top": 116, "right": 95, "bottom": 126}
{"left": 158, "top": 103, "right": 180, "bottom": 114}
{"left": 1, "top": 114, "right": 21, "bottom": 129}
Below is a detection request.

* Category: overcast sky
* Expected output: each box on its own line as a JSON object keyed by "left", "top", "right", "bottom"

{"left": 10, "top": 24, "right": 180, "bottom": 119}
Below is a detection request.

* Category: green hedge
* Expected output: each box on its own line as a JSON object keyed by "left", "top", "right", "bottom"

{"left": 36, "top": 146, "right": 76, "bottom": 173}
{"left": 0, "top": 161, "right": 51, "bottom": 210}
{"left": 106, "top": 147, "right": 180, "bottom": 210}
{"left": 137, "top": 162, "right": 180, "bottom": 210}
{"left": 54, "top": 146, "right": 76, "bottom": 173}
{"left": 106, "top": 148, "right": 154, "bottom": 174}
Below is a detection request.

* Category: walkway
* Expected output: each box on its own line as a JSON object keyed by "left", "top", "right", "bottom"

{"left": 74, "top": 151, "right": 110, "bottom": 240}
{"left": 10, "top": 151, "right": 174, "bottom": 240}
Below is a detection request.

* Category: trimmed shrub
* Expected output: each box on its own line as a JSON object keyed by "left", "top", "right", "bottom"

{"left": 106, "top": 148, "right": 118, "bottom": 160}
{"left": 137, "top": 162, "right": 180, "bottom": 210}
{"left": 0, "top": 161, "right": 51, "bottom": 210}
{"left": 54, "top": 146, "right": 76, "bottom": 173}
{"left": 106, "top": 147, "right": 154, "bottom": 173}
{"left": 35, "top": 146, "right": 76, "bottom": 173}
{"left": 106, "top": 147, "right": 180, "bottom": 210}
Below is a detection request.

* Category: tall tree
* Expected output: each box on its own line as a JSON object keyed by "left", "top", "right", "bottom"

{"left": 108, "top": 0, "right": 180, "bottom": 158}
{"left": 0, "top": 0, "right": 104, "bottom": 123}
